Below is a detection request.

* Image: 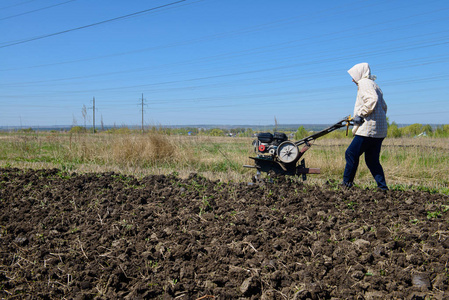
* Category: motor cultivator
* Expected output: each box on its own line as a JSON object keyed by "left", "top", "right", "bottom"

{"left": 244, "top": 116, "right": 354, "bottom": 181}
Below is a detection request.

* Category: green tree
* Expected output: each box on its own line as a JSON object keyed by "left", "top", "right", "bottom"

{"left": 19, "top": 127, "right": 34, "bottom": 133}
{"left": 433, "top": 124, "right": 449, "bottom": 137}
{"left": 401, "top": 123, "right": 423, "bottom": 137}
{"left": 69, "top": 126, "right": 87, "bottom": 134}
{"left": 422, "top": 124, "right": 433, "bottom": 135}
{"left": 209, "top": 128, "right": 224, "bottom": 136}
{"left": 387, "top": 122, "right": 402, "bottom": 138}
{"left": 294, "top": 126, "right": 309, "bottom": 140}
{"left": 241, "top": 128, "right": 254, "bottom": 137}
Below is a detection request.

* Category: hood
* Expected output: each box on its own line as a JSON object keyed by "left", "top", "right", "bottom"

{"left": 347, "top": 62, "right": 374, "bottom": 83}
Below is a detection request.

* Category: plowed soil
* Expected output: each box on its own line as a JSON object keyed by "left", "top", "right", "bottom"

{"left": 1, "top": 168, "right": 448, "bottom": 299}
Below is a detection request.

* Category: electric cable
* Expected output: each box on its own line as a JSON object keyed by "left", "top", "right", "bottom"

{"left": 3, "top": 0, "right": 447, "bottom": 72}
{"left": 1, "top": 0, "right": 448, "bottom": 125}
{"left": 0, "top": 0, "right": 77, "bottom": 21}
{"left": 0, "top": 0, "right": 187, "bottom": 48}
{"left": 0, "top": 0, "right": 37, "bottom": 10}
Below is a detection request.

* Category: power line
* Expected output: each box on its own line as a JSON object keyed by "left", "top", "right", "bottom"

{"left": 1, "top": 1, "right": 446, "bottom": 73}
{"left": 0, "top": 0, "right": 187, "bottom": 49}
{"left": 0, "top": 0, "right": 383, "bottom": 68}
{"left": 4, "top": 35, "right": 448, "bottom": 91}
{"left": 0, "top": 0, "right": 77, "bottom": 21}
{"left": 0, "top": 0, "right": 37, "bottom": 10}
{"left": 0, "top": 0, "right": 404, "bottom": 69}
{"left": 1, "top": 1, "right": 448, "bottom": 125}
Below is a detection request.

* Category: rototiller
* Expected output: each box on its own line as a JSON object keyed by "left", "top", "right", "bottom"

{"left": 244, "top": 116, "right": 354, "bottom": 181}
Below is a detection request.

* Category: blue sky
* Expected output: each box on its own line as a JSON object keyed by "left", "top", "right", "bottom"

{"left": 1, "top": 0, "right": 448, "bottom": 127}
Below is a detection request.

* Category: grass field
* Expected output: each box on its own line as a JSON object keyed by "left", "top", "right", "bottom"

{"left": 0, "top": 131, "right": 448, "bottom": 194}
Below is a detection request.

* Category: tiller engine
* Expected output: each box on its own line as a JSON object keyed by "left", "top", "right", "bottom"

{"left": 244, "top": 116, "right": 353, "bottom": 181}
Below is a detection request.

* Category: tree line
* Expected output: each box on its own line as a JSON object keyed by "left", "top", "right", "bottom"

{"left": 11, "top": 122, "right": 448, "bottom": 139}
{"left": 293, "top": 122, "right": 449, "bottom": 140}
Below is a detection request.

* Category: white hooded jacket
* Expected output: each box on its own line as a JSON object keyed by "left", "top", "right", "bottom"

{"left": 347, "top": 63, "right": 388, "bottom": 138}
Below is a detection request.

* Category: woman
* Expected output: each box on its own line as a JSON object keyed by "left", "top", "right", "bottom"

{"left": 343, "top": 63, "right": 388, "bottom": 190}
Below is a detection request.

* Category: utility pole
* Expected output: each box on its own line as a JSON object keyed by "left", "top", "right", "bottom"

{"left": 88, "top": 97, "right": 96, "bottom": 133}
{"left": 141, "top": 93, "right": 145, "bottom": 134}
{"left": 92, "top": 97, "right": 96, "bottom": 134}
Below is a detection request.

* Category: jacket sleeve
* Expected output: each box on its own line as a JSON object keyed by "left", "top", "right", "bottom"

{"left": 357, "top": 79, "right": 378, "bottom": 117}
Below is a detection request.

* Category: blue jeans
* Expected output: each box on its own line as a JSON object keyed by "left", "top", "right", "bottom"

{"left": 343, "top": 135, "right": 388, "bottom": 190}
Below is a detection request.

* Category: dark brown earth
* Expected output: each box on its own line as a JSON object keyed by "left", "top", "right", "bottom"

{"left": 0, "top": 168, "right": 448, "bottom": 299}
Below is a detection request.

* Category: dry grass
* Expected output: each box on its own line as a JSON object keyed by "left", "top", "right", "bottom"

{"left": 305, "top": 137, "right": 449, "bottom": 190}
{"left": 0, "top": 132, "right": 448, "bottom": 192}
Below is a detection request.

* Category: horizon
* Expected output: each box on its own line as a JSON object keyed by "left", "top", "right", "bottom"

{"left": 0, "top": 122, "right": 444, "bottom": 132}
